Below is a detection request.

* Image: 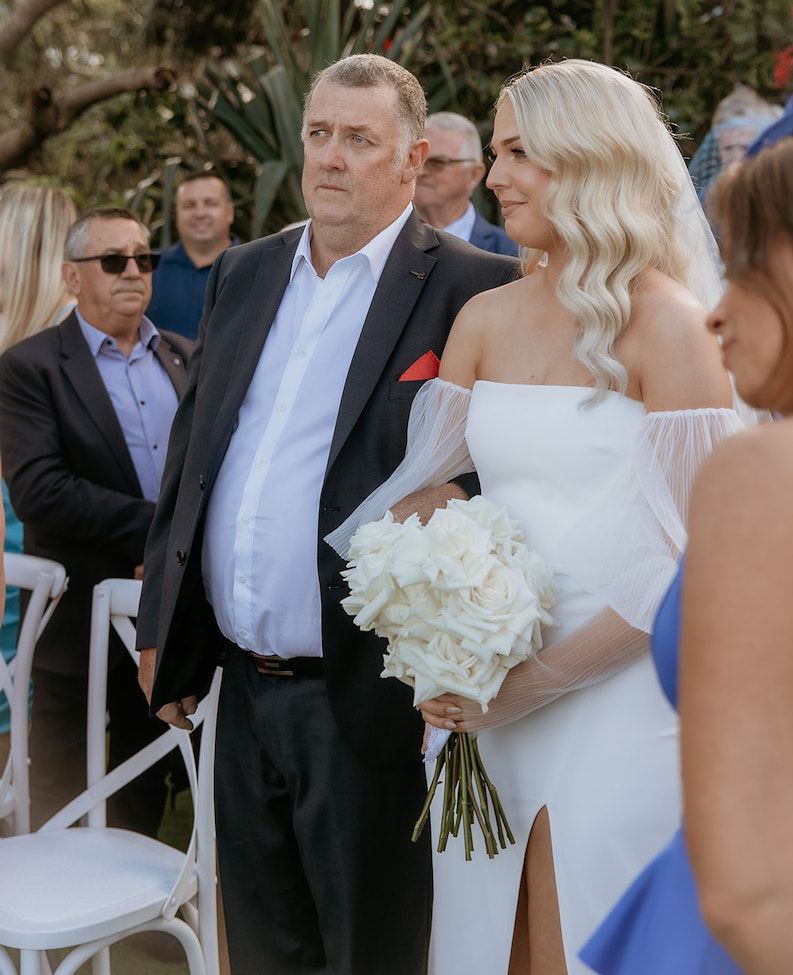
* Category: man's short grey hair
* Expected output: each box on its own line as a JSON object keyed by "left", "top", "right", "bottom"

{"left": 302, "top": 54, "right": 427, "bottom": 160}
{"left": 425, "top": 112, "right": 484, "bottom": 164}
{"left": 64, "top": 206, "right": 150, "bottom": 261}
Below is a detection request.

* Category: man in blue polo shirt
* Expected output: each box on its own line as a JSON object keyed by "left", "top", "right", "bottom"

{"left": 147, "top": 172, "right": 238, "bottom": 340}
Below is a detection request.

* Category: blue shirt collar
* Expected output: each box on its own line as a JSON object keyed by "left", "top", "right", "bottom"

{"left": 75, "top": 308, "right": 160, "bottom": 356}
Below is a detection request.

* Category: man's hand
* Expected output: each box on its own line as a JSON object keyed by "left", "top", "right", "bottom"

{"left": 138, "top": 646, "right": 197, "bottom": 731}
{"left": 389, "top": 483, "right": 468, "bottom": 525}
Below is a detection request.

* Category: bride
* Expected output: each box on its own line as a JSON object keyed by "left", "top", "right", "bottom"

{"left": 329, "top": 60, "right": 740, "bottom": 973}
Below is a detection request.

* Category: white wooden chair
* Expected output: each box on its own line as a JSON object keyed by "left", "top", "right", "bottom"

{"left": 0, "top": 553, "right": 68, "bottom": 836}
{"left": 0, "top": 578, "right": 222, "bottom": 975}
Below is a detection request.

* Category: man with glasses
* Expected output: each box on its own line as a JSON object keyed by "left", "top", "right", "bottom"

{"left": 0, "top": 206, "right": 193, "bottom": 834}
{"left": 414, "top": 111, "right": 519, "bottom": 257}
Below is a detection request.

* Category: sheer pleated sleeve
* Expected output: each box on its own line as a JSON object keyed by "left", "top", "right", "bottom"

{"left": 556, "top": 407, "right": 744, "bottom": 634}
{"left": 325, "top": 378, "right": 474, "bottom": 558}
{"left": 456, "top": 406, "right": 744, "bottom": 737}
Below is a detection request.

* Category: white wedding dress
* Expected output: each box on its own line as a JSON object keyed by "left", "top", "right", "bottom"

{"left": 326, "top": 377, "right": 742, "bottom": 975}
{"left": 430, "top": 382, "right": 684, "bottom": 975}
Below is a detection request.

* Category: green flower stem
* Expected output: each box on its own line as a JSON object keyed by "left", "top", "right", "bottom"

{"left": 457, "top": 732, "right": 471, "bottom": 860}
{"left": 438, "top": 736, "right": 456, "bottom": 852}
{"left": 471, "top": 736, "right": 515, "bottom": 847}
{"left": 468, "top": 738, "right": 497, "bottom": 858}
{"left": 411, "top": 743, "right": 446, "bottom": 845}
{"left": 411, "top": 731, "right": 515, "bottom": 859}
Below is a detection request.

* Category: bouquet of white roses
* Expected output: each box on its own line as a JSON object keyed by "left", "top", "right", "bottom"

{"left": 340, "top": 495, "right": 557, "bottom": 859}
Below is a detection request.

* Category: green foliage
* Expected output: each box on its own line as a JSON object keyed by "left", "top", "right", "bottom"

{"left": 178, "top": 0, "right": 461, "bottom": 238}
{"left": 4, "top": 0, "right": 792, "bottom": 245}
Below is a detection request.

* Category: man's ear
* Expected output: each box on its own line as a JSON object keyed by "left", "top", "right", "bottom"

{"left": 61, "top": 261, "right": 81, "bottom": 295}
{"left": 467, "top": 161, "right": 487, "bottom": 193}
{"left": 402, "top": 138, "right": 430, "bottom": 184}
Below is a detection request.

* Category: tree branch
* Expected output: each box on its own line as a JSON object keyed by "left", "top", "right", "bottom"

{"left": 0, "top": 0, "right": 68, "bottom": 67}
{"left": 0, "top": 67, "right": 175, "bottom": 174}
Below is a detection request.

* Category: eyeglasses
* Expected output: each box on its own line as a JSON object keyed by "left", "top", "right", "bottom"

{"left": 422, "top": 156, "right": 478, "bottom": 173}
{"left": 71, "top": 252, "right": 161, "bottom": 274}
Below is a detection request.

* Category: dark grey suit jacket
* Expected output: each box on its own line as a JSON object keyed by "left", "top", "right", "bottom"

{"left": 0, "top": 311, "right": 192, "bottom": 676}
{"left": 138, "top": 213, "right": 518, "bottom": 766}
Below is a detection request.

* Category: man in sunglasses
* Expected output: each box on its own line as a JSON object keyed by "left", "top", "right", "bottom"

{"left": 413, "top": 111, "right": 519, "bottom": 257}
{"left": 0, "top": 206, "right": 193, "bottom": 834}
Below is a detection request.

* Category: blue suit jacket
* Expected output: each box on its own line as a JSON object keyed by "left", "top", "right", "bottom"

{"left": 469, "top": 210, "right": 520, "bottom": 257}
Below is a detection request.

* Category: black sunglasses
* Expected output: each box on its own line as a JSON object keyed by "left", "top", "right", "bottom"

{"left": 71, "top": 252, "right": 161, "bottom": 274}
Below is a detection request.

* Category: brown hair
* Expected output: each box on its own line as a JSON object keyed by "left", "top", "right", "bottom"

{"left": 709, "top": 136, "right": 793, "bottom": 347}
{"left": 709, "top": 137, "right": 793, "bottom": 283}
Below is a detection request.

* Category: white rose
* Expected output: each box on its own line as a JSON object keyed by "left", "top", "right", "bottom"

{"left": 340, "top": 494, "right": 558, "bottom": 711}
{"left": 347, "top": 511, "right": 405, "bottom": 561}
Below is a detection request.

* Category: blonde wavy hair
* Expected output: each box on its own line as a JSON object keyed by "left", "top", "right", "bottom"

{"left": 0, "top": 185, "right": 77, "bottom": 356}
{"left": 502, "top": 59, "right": 690, "bottom": 398}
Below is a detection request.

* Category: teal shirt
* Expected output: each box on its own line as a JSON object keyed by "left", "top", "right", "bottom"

{"left": 1, "top": 479, "right": 24, "bottom": 734}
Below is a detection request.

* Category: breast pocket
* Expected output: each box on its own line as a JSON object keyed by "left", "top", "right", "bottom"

{"left": 389, "top": 378, "right": 426, "bottom": 401}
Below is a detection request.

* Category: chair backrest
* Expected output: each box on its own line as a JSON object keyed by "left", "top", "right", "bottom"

{"left": 42, "top": 578, "right": 222, "bottom": 961}
{"left": 0, "top": 552, "right": 68, "bottom": 834}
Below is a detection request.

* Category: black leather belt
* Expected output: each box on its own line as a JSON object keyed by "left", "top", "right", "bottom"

{"left": 249, "top": 653, "right": 324, "bottom": 678}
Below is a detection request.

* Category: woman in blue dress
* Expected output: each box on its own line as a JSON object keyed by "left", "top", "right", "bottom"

{"left": 582, "top": 135, "right": 793, "bottom": 974}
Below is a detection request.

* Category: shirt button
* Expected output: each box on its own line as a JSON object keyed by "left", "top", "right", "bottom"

{"left": 238, "top": 629, "right": 248, "bottom": 638}
{"left": 297, "top": 348, "right": 308, "bottom": 358}
{"left": 237, "top": 575, "right": 247, "bottom": 584}
{"left": 241, "top": 516, "right": 251, "bottom": 526}
{"left": 278, "top": 403, "right": 288, "bottom": 412}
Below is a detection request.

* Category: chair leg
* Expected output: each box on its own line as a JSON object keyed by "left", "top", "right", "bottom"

{"left": 0, "top": 946, "right": 17, "bottom": 975}
{"left": 90, "top": 948, "right": 110, "bottom": 975}
{"left": 17, "top": 950, "right": 39, "bottom": 975}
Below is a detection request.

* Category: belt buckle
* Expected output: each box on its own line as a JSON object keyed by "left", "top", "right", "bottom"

{"left": 257, "top": 656, "right": 295, "bottom": 677}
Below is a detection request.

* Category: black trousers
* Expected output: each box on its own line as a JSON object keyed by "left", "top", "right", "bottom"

{"left": 29, "top": 652, "right": 169, "bottom": 835}
{"left": 214, "top": 647, "right": 432, "bottom": 975}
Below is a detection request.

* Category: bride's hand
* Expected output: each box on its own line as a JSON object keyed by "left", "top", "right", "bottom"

{"left": 419, "top": 693, "right": 482, "bottom": 732}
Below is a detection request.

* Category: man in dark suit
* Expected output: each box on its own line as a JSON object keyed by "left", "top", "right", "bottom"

{"left": 137, "top": 55, "right": 517, "bottom": 975}
{"left": 414, "top": 111, "right": 520, "bottom": 257}
{"left": 0, "top": 206, "right": 192, "bottom": 834}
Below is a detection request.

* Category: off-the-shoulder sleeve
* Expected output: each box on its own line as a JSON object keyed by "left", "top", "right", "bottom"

{"left": 325, "top": 378, "right": 474, "bottom": 558}
{"left": 555, "top": 407, "right": 744, "bottom": 634}
{"left": 451, "top": 406, "right": 745, "bottom": 740}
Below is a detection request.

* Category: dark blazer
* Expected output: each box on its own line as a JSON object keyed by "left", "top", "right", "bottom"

{"left": 469, "top": 210, "right": 521, "bottom": 258}
{"left": 138, "top": 213, "right": 519, "bottom": 766}
{"left": 0, "top": 311, "right": 192, "bottom": 676}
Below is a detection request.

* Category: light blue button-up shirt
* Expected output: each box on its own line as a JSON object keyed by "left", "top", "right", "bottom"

{"left": 76, "top": 311, "right": 179, "bottom": 502}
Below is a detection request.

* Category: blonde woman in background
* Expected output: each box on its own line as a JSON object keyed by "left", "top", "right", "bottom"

{"left": 0, "top": 184, "right": 77, "bottom": 354}
{"left": 0, "top": 184, "right": 76, "bottom": 768}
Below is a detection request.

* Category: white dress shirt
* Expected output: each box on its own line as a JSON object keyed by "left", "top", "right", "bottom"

{"left": 202, "top": 205, "right": 413, "bottom": 658}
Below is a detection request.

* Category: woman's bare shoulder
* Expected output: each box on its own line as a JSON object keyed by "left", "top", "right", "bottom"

{"left": 626, "top": 270, "right": 732, "bottom": 410}
{"left": 458, "top": 275, "right": 532, "bottom": 323}
{"left": 439, "top": 277, "right": 533, "bottom": 385}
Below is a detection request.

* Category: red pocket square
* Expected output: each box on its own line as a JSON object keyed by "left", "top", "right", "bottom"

{"left": 399, "top": 351, "right": 440, "bottom": 382}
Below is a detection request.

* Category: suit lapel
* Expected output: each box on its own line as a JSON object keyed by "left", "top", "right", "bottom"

{"left": 206, "top": 233, "right": 300, "bottom": 469}
{"left": 59, "top": 312, "right": 143, "bottom": 495}
{"left": 326, "top": 214, "right": 439, "bottom": 474}
{"left": 155, "top": 336, "right": 188, "bottom": 397}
